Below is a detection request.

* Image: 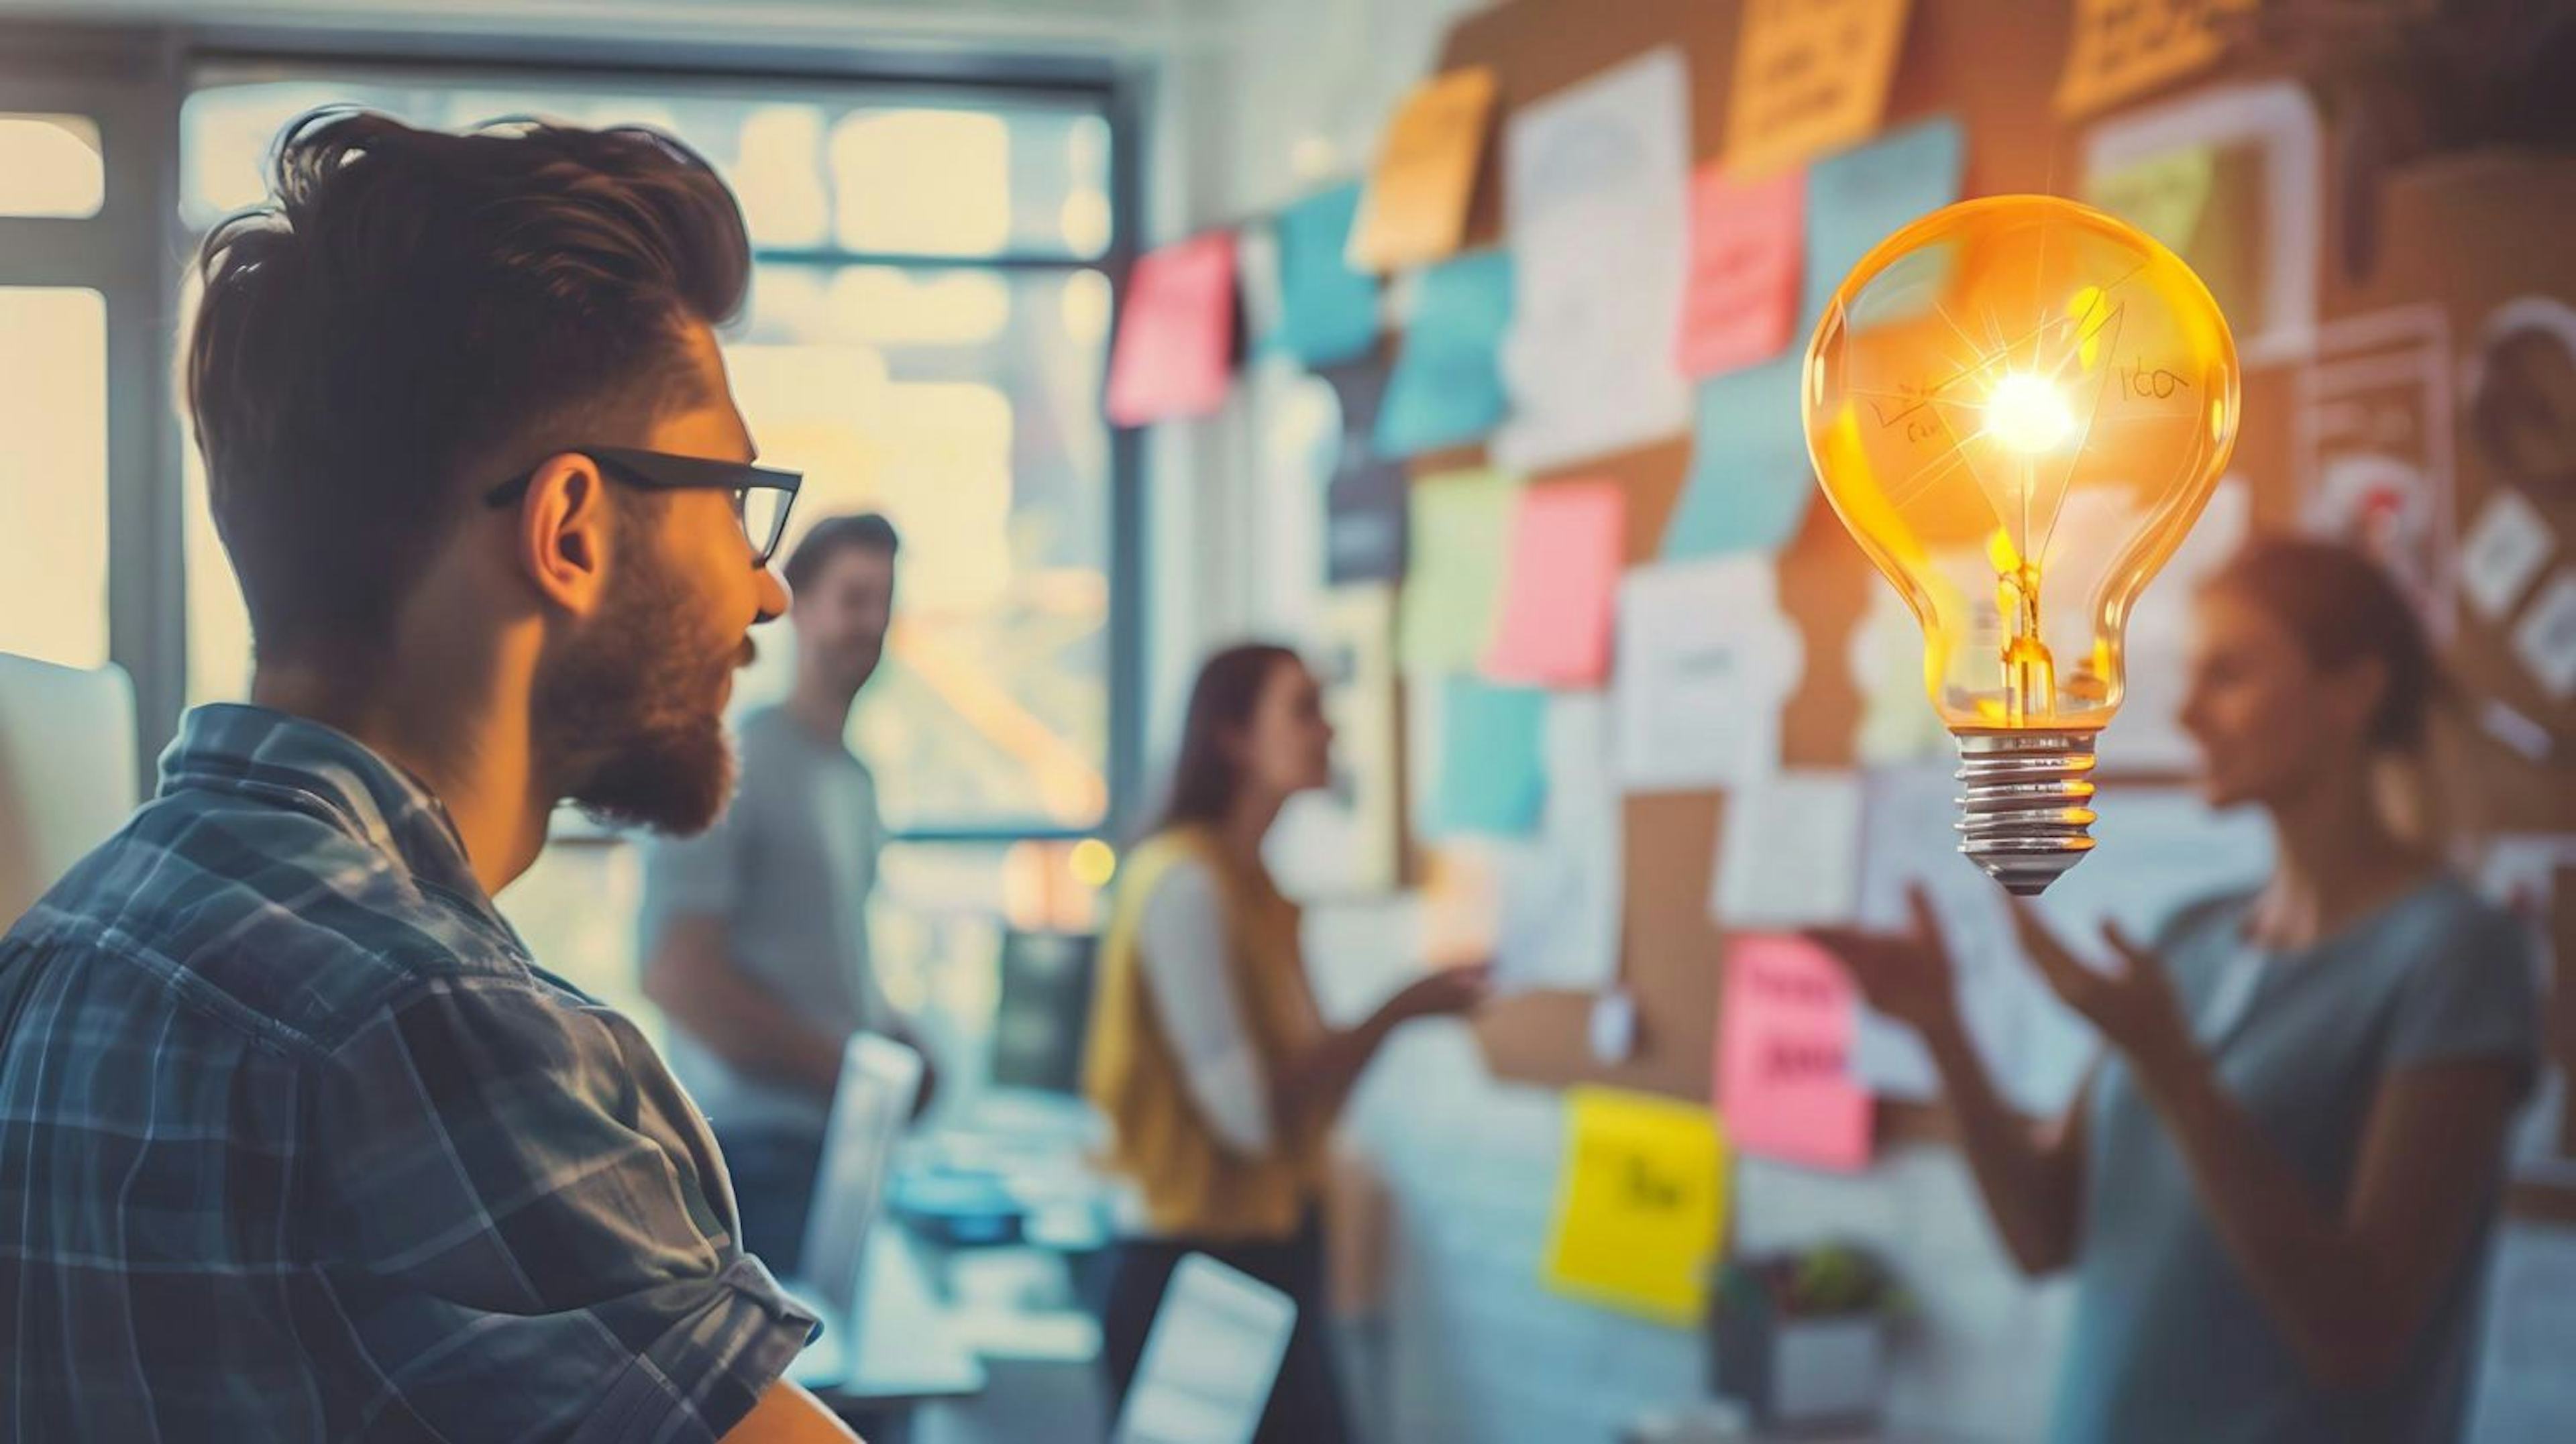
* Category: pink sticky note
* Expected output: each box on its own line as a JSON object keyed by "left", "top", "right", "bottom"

{"left": 1716, "top": 934, "right": 1874, "bottom": 1172}
{"left": 1481, "top": 480, "right": 1623, "bottom": 688}
{"left": 1105, "top": 231, "right": 1238, "bottom": 427}
{"left": 1674, "top": 164, "right": 1804, "bottom": 379}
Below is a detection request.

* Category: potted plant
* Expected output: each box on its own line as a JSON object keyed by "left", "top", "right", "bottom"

{"left": 1709, "top": 1243, "right": 1907, "bottom": 1432}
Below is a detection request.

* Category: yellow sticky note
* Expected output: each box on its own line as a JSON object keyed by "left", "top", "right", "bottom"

{"left": 1347, "top": 68, "right": 1497, "bottom": 273}
{"left": 1542, "top": 1087, "right": 1729, "bottom": 1324}
{"left": 2083, "top": 147, "right": 2218, "bottom": 252}
{"left": 2055, "top": 0, "right": 2256, "bottom": 119}
{"left": 1721, "top": 0, "right": 1913, "bottom": 178}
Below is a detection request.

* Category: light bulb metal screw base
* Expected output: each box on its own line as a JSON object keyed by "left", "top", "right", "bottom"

{"left": 1953, "top": 730, "right": 2098, "bottom": 897}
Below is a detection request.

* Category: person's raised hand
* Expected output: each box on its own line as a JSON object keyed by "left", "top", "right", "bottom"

{"left": 2004, "top": 896, "right": 2192, "bottom": 1073}
{"left": 1804, "top": 883, "right": 1963, "bottom": 1040}
{"left": 1391, "top": 960, "right": 1493, "bottom": 1022}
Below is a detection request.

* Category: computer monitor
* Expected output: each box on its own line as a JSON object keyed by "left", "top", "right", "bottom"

{"left": 798, "top": 1031, "right": 924, "bottom": 1318}
{"left": 989, "top": 930, "right": 1097, "bottom": 1097}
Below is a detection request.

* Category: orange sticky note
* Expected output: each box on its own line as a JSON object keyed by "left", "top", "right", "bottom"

{"left": 1717, "top": 934, "right": 1874, "bottom": 1173}
{"left": 1347, "top": 68, "right": 1497, "bottom": 273}
{"left": 2055, "top": 0, "right": 2257, "bottom": 118}
{"left": 1104, "top": 231, "right": 1236, "bottom": 427}
{"left": 1483, "top": 480, "right": 1623, "bottom": 689}
{"left": 1721, "top": 0, "right": 1912, "bottom": 178}
{"left": 1675, "top": 163, "right": 1805, "bottom": 379}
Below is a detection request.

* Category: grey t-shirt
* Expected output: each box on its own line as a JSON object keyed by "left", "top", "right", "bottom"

{"left": 2050, "top": 876, "right": 2539, "bottom": 1444}
{"left": 641, "top": 704, "right": 891, "bottom": 1139}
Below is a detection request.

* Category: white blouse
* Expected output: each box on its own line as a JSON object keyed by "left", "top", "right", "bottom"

{"left": 1134, "top": 858, "right": 1278, "bottom": 1155}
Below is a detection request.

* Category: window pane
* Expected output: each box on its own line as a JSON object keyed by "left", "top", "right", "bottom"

{"left": 0, "top": 288, "right": 109, "bottom": 668}
{"left": 730, "top": 264, "right": 1113, "bottom": 830}
{"left": 0, "top": 114, "right": 103, "bottom": 219}
{"left": 184, "top": 80, "right": 1108, "bottom": 260}
{"left": 829, "top": 106, "right": 1110, "bottom": 260}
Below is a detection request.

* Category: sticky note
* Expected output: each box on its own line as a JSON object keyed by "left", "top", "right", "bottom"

{"left": 1613, "top": 556, "right": 1805, "bottom": 791}
{"left": 1676, "top": 163, "right": 1805, "bottom": 380}
{"left": 1428, "top": 675, "right": 1547, "bottom": 837}
{"left": 1348, "top": 67, "right": 1497, "bottom": 273}
{"left": 1662, "top": 351, "right": 1815, "bottom": 557}
{"left": 1376, "top": 249, "right": 1513, "bottom": 458}
{"left": 1801, "top": 116, "right": 1966, "bottom": 325}
{"left": 2083, "top": 146, "right": 2218, "bottom": 254}
{"left": 1398, "top": 467, "right": 1519, "bottom": 672}
{"left": 1273, "top": 182, "right": 1381, "bottom": 368}
{"left": 1722, "top": 0, "right": 1913, "bottom": 178}
{"left": 2055, "top": 0, "right": 2259, "bottom": 119}
{"left": 1717, "top": 935, "right": 1874, "bottom": 1172}
{"left": 1483, "top": 481, "right": 1624, "bottom": 688}
{"left": 1104, "top": 231, "right": 1237, "bottom": 427}
{"left": 1544, "top": 1087, "right": 1729, "bottom": 1324}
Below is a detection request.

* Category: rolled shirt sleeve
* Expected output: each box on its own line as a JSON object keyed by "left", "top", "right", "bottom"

{"left": 310, "top": 973, "right": 818, "bottom": 1443}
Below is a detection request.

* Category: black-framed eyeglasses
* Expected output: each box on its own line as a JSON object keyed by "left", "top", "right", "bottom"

{"left": 482, "top": 447, "right": 804, "bottom": 568}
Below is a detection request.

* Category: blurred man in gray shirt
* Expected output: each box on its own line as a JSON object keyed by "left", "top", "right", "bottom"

{"left": 641, "top": 512, "right": 928, "bottom": 1274}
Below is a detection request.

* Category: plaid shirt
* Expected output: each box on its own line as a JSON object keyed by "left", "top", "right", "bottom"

{"left": 0, "top": 704, "right": 817, "bottom": 1443}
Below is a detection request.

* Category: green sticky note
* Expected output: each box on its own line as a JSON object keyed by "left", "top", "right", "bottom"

{"left": 2084, "top": 148, "right": 2217, "bottom": 254}
{"left": 1398, "top": 467, "right": 1520, "bottom": 672}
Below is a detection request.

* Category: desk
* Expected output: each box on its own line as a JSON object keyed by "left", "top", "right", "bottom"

{"left": 787, "top": 1228, "right": 987, "bottom": 1408}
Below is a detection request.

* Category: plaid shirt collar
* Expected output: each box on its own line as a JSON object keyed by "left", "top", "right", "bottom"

{"left": 158, "top": 702, "right": 503, "bottom": 930}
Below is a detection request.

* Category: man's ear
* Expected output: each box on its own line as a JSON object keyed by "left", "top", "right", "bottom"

{"left": 515, "top": 453, "right": 614, "bottom": 618}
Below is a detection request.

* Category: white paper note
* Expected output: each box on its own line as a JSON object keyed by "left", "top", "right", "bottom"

{"left": 2459, "top": 488, "right": 2557, "bottom": 622}
{"left": 1491, "top": 46, "right": 1693, "bottom": 471}
{"left": 1492, "top": 693, "right": 1624, "bottom": 993}
{"left": 1612, "top": 556, "right": 1804, "bottom": 792}
{"left": 2475, "top": 835, "right": 2576, "bottom": 1186}
{"left": 2510, "top": 569, "right": 2576, "bottom": 700}
{"left": 1849, "top": 763, "right": 2075, "bottom": 1111}
{"left": 1711, "top": 770, "right": 1864, "bottom": 930}
{"left": 1849, "top": 583, "right": 1951, "bottom": 765}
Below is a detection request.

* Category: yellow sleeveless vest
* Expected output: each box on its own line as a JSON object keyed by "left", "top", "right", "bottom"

{"left": 1083, "top": 826, "right": 1326, "bottom": 1241}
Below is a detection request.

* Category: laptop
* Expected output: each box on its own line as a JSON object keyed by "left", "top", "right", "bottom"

{"left": 793, "top": 1030, "right": 925, "bottom": 1319}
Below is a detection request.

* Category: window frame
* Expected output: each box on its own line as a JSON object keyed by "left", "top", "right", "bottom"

{"left": 0, "top": 19, "right": 1150, "bottom": 845}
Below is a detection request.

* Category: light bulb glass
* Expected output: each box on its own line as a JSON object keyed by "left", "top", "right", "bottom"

{"left": 1803, "top": 195, "right": 2239, "bottom": 891}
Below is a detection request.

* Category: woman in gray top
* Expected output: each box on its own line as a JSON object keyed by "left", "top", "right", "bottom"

{"left": 1814, "top": 539, "right": 2538, "bottom": 1443}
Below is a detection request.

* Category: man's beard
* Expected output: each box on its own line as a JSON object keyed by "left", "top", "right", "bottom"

{"left": 535, "top": 543, "right": 747, "bottom": 836}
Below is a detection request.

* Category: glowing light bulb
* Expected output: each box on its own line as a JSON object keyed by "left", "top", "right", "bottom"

{"left": 1803, "top": 195, "right": 2239, "bottom": 894}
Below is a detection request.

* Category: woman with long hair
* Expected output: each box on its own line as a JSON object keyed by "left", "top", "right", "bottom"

{"left": 1812, "top": 538, "right": 2538, "bottom": 1443}
{"left": 1085, "top": 643, "right": 1489, "bottom": 1443}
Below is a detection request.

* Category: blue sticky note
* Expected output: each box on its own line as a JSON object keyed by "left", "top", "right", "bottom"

{"left": 1430, "top": 675, "right": 1547, "bottom": 837}
{"left": 1273, "top": 182, "right": 1382, "bottom": 368}
{"left": 1662, "top": 351, "right": 1813, "bottom": 558}
{"left": 1377, "top": 249, "right": 1513, "bottom": 459}
{"left": 1800, "top": 116, "right": 1966, "bottom": 325}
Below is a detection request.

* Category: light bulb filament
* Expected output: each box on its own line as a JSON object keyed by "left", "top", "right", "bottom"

{"left": 1984, "top": 371, "right": 2074, "bottom": 454}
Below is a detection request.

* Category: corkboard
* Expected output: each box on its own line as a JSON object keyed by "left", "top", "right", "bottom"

{"left": 1378, "top": 1, "right": 2576, "bottom": 1200}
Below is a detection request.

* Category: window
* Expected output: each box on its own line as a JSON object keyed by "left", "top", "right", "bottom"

{"left": 0, "top": 113, "right": 103, "bottom": 219}
{"left": 0, "top": 286, "right": 109, "bottom": 668}
{"left": 168, "top": 59, "right": 1132, "bottom": 1077}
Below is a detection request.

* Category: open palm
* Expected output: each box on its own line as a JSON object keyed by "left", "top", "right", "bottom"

{"left": 1806, "top": 884, "right": 1962, "bottom": 1038}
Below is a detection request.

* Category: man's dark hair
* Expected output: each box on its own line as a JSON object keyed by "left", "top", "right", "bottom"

{"left": 782, "top": 513, "right": 901, "bottom": 593}
{"left": 186, "top": 109, "right": 753, "bottom": 671}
